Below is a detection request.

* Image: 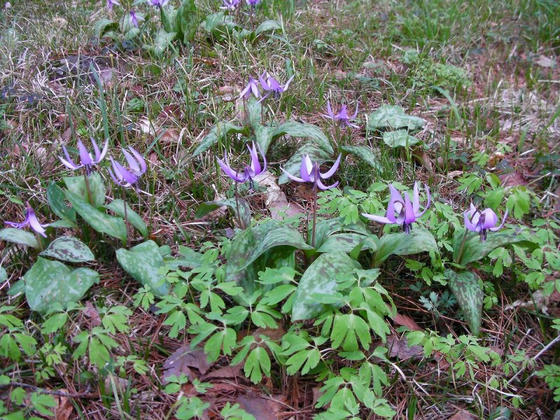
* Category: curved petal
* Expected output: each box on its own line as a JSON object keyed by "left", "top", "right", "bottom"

{"left": 479, "top": 209, "right": 498, "bottom": 230}
{"left": 489, "top": 208, "right": 508, "bottom": 231}
{"left": 4, "top": 220, "right": 27, "bottom": 229}
{"left": 416, "top": 184, "right": 431, "bottom": 217}
{"left": 300, "top": 155, "right": 313, "bottom": 181}
{"left": 97, "top": 139, "right": 109, "bottom": 162}
{"left": 281, "top": 167, "right": 305, "bottom": 183}
{"left": 77, "top": 140, "right": 93, "bottom": 166}
{"left": 326, "top": 100, "right": 334, "bottom": 118}
{"left": 248, "top": 142, "right": 261, "bottom": 175}
{"left": 320, "top": 154, "right": 341, "bottom": 179}
{"left": 128, "top": 146, "right": 147, "bottom": 175}
{"left": 351, "top": 103, "right": 359, "bottom": 120}
{"left": 26, "top": 207, "right": 48, "bottom": 237}
{"left": 60, "top": 146, "right": 80, "bottom": 170}
{"left": 122, "top": 148, "right": 140, "bottom": 173}
{"left": 282, "top": 74, "right": 295, "bottom": 91}
{"left": 362, "top": 213, "right": 393, "bottom": 224}
{"left": 218, "top": 157, "right": 246, "bottom": 183}
{"left": 257, "top": 142, "right": 267, "bottom": 173}
{"left": 108, "top": 166, "right": 122, "bottom": 186}
{"left": 259, "top": 72, "right": 270, "bottom": 90}
{"left": 403, "top": 192, "right": 416, "bottom": 225}
{"left": 463, "top": 209, "right": 478, "bottom": 232}
{"left": 386, "top": 185, "right": 403, "bottom": 223}
{"left": 412, "top": 182, "right": 420, "bottom": 214}
{"left": 112, "top": 159, "right": 138, "bottom": 186}
{"left": 316, "top": 178, "right": 338, "bottom": 190}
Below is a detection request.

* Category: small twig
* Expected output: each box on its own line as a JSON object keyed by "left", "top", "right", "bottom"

{"left": 507, "top": 334, "right": 560, "bottom": 385}
{"left": 0, "top": 382, "right": 98, "bottom": 399}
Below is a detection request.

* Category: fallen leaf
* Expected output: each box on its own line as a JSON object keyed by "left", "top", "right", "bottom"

{"left": 203, "top": 365, "right": 242, "bottom": 380}
{"left": 83, "top": 301, "right": 101, "bottom": 327}
{"left": 499, "top": 171, "right": 527, "bottom": 187}
{"left": 138, "top": 116, "right": 157, "bottom": 136}
{"left": 237, "top": 394, "right": 282, "bottom": 420}
{"left": 254, "top": 171, "right": 303, "bottom": 220}
{"left": 163, "top": 344, "right": 211, "bottom": 382}
{"left": 386, "top": 334, "right": 423, "bottom": 361}
{"left": 535, "top": 55, "right": 556, "bottom": 68}
{"left": 392, "top": 312, "right": 422, "bottom": 331}
{"left": 54, "top": 389, "right": 73, "bottom": 420}
{"left": 449, "top": 409, "right": 478, "bottom": 420}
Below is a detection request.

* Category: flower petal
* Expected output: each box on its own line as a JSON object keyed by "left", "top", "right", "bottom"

{"left": 60, "top": 146, "right": 81, "bottom": 170}
{"left": 128, "top": 147, "right": 147, "bottom": 175}
{"left": 415, "top": 184, "right": 431, "bottom": 217}
{"left": 281, "top": 167, "right": 305, "bottom": 183}
{"left": 218, "top": 157, "right": 246, "bottom": 183}
{"left": 362, "top": 213, "right": 393, "bottom": 224}
{"left": 463, "top": 207, "right": 478, "bottom": 232}
{"left": 316, "top": 178, "right": 338, "bottom": 190}
{"left": 386, "top": 184, "right": 403, "bottom": 223}
{"left": 77, "top": 140, "right": 93, "bottom": 166}
{"left": 248, "top": 142, "right": 261, "bottom": 175}
{"left": 489, "top": 209, "right": 508, "bottom": 232}
{"left": 403, "top": 192, "right": 416, "bottom": 224}
{"left": 320, "top": 154, "right": 341, "bottom": 179}
{"left": 26, "top": 206, "right": 48, "bottom": 237}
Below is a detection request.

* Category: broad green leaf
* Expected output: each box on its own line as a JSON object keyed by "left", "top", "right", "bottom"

{"left": 382, "top": 130, "right": 421, "bottom": 148}
{"left": 106, "top": 199, "right": 148, "bottom": 238}
{"left": 271, "top": 121, "right": 333, "bottom": 155}
{"left": 0, "top": 228, "right": 39, "bottom": 248}
{"left": 292, "top": 252, "right": 359, "bottom": 320}
{"left": 454, "top": 228, "right": 534, "bottom": 265}
{"left": 150, "top": 29, "right": 177, "bottom": 57}
{"left": 445, "top": 269, "right": 483, "bottom": 336}
{"left": 201, "top": 12, "right": 238, "bottom": 37}
{"left": 178, "top": 0, "right": 198, "bottom": 43}
{"left": 313, "top": 217, "right": 369, "bottom": 248}
{"left": 373, "top": 228, "right": 438, "bottom": 266}
{"left": 317, "top": 233, "right": 377, "bottom": 254}
{"left": 255, "top": 20, "right": 282, "bottom": 36}
{"left": 278, "top": 143, "right": 332, "bottom": 184}
{"left": 195, "top": 198, "right": 251, "bottom": 228}
{"left": 63, "top": 172, "right": 106, "bottom": 208}
{"left": 0, "top": 266, "right": 5, "bottom": 283}
{"left": 94, "top": 18, "right": 118, "bottom": 38}
{"left": 246, "top": 97, "right": 262, "bottom": 128}
{"left": 225, "top": 220, "right": 311, "bottom": 296}
{"left": 47, "top": 182, "right": 76, "bottom": 225}
{"left": 367, "top": 105, "right": 426, "bottom": 131}
{"left": 116, "top": 240, "right": 170, "bottom": 296}
{"left": 193, "top": 122, "right": 249, "bottom": 157}
{"left": 65, "top": 191, "right": 127, "bottom": 242}
{"left": 341, "top": 145, "right": 382, "bottom": 171}
{"left": 24, "top": 257, "right": 99, "bottom": 313}
{"left": 160, "top": 5, "right": 179, "bottom": 33}
{"left": 39, "top": 236, "right": 95, "bottom": 263}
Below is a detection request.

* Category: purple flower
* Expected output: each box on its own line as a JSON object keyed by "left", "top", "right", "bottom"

{"left": 259, "top": 72, "right": 294, "bottom": 99}
{"left": 108, "top": 146, "right": 147, "bottom": 188}
{"left": 324, "top": 101, "right": 359, "bottom": 128}
{"left": 239, "top": 77, "right": 261, "bottom": 100}
{"left": 282, "top": 154, "right": 341, "bottom": 190}
{"left": 5, "top": 203, "right": 49, "bottom": 238}
{"left": 362, "top": 182, "right": 431, "bottom": 233}
{"left": 221, "top": 0, "right": 241, "bottom": 11}
{"left": 150, "top": 0, "right": 169, "bottom": 7}
{"left": 246, "top": 0, "right": 260, "bottom": 6}
{"left": 106, "top": 0, "right": 120, "bottom": 11}
{"left": 130, "top": 10, "right": 139, "bottom": 27}
{"left": 464, "top": 204, "right": 507, "bottom": 241}
{"left": 59, "top": 138, "right": 109, "bottom": 175}
{"left": 218, "top": 142, "right": 267, "bottom": 184}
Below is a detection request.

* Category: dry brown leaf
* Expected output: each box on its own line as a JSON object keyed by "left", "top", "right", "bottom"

{"left": 254, "top": 172, "right": 304, "bottom": 220}
{"left": 203, "top": 365, "right": 242, "bottom": 380}
{"left": 499, "top": 171, "right": 527, "bottom": 187}
{"left": 392, "top": 312, "right": 422, "bottom": 331}
{"left": 449, "top": 409, "right": 478, "bottom": 420}
{"left": 386, "top": 334, "right": 423, "bottom": 361}
{"left": 535, "top": 55, "right": 556, "bottom": 68}
{"left": 54, "top": 389, "right": 73, "bottom": 420}
{"left": 237, "top": 394, "right": 282, "bottom": 420}
{"left": 163, "top": 344, "right": 211, "bottom": 382}
{"left": 83, "top": 301, "right": 101, "bottom": 327}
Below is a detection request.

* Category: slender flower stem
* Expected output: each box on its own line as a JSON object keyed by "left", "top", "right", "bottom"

{"left": 311, "top": 185, "right": 318, "bottom": 248}
{"left": 34, "top": 233, "right": 44, "bottom": 251}
{"left": 234, "top": 182, "right": 243, "bottom": 229}
{"left": 83, "top": 172, "right": 93, "bottom": 205}
{"left": 121, "top": 186, "right": 129, "bottom": 246}
{"left": 455, "top": 230, "right": 469, "bottom": 264}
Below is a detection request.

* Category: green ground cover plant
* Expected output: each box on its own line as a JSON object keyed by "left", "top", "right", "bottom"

{"left": 0, "top": 0, "right": 559, "bottom": 418}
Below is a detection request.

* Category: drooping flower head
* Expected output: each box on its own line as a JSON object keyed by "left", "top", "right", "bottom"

{"left": 218, "top": 142, "right": 267, "bottom": 185}
{"left": 239, "top": 77, "right": 261, "bottom": 100}
{"left": 259, "top": 72, "right": 294, "bottom": 99}
{"left": 150, "top": 0, "right": 169, "bottom": 7}
{"left": 106, "top": 0, "right": 120, "bottom": 11}
{"left": 464, "top": 204, "right": 507, "bottom": 241}
{"left": 221, "top": 0, "right": 241, "bottom": 11}
{"left": 59, "top": 138, "right": 109, "bottom": 175}
{"left": 130, "top": 10, "right": 139, "bottom": 27}
{"left": 108, "top": 146, "right": 147, "bottom": 188}
{"left": 282, "top": 154, "right": 341, "bottom": 191}
{"left": 362, "top": 182, "right": 431, "bottom": 233}
{"left": 5, "top": 203, "right": 49, "bottom": 238}
{"left": 324, "top": 101, "right": 359, "bottom": 128}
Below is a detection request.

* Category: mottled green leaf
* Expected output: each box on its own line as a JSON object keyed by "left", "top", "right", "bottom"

{"left": 63, "top": 173, "right": 106, "bottom": 208}
{"left": 317, "top": 233, "right": 377, "bottom": 254}
{"left": 246, "top": 97, "right": 262, "bottom": 128}
{"left": 193, "top": 122, "right": 248, "bottom": 156}
{"left": 367, "top": 105, "right": 426, "bottom": 131}
{"left": 94, "top": 18, "right": 118, "bottom": 38}
{"left": 0, "top": 228, "right": 39, "bottom": 248}
{"left": 177, "top": 0, "right": 198, "bottom": 43}
{"left": 278, "top": 143, "right": 332, "bottom": 184}
{"left": 454, "top": 228, "right": 534, "bottom": 266}
{"left": 341, "top": 145, "right": 382, "bottom": 171}
{"left": 24, "top": 257, "right": 99, "bottom": 313}
{"left": 47, "top": 182, "right": 76, "bottom": 225}
{"left": 255, "top": 20, "right": 282, "bottom": 36}
{"left": 0, "top": 266, "right": 6, "bottom": 283}
{"left": 201, "top": 12, "right": 238, "bottom": 37}
{"left": 382, "top": 130, "right": 421, "bottom": 148}
{"left": 150, "top": 29, "right": 176, "bottom": 57}
{"left": 292, "top": 252, "right": 359, "bottom": 320}
{"left": 116, "top": 240, "right": 170, "bottom": 296}
{"left": 271, "top": 121, "right": 333, "bottom": 155}
{"left": 106, "top": 199, "right": 148, "bottom": 238}
{"left": 445, "top": 269, "right": 483, "bottom": 336}
{"left": 373, "top": 228, "right": 437, "bottom": 266}
{"left": 65, "top": 191, "right": 127, "bottom": 242}
{"left": 40, "top": 236, "right": 95, "bottom": 263}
